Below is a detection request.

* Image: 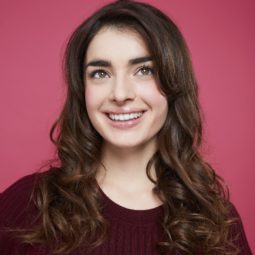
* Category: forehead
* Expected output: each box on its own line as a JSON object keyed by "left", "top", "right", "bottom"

{"left": 85, "top": 27, "right": 150, "bottom": 63}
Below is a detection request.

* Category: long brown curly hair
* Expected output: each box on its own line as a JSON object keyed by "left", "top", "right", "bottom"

{"left": 18, "top": 1, "right": 238, "bottom": 254}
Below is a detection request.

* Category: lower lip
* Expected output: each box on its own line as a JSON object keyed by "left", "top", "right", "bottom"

{"left": 105, "top": 112, "right": 145, "bottom": 129}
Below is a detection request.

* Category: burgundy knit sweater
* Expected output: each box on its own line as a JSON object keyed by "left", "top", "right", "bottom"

{"left": 0, "top": 173, "right": 252, "bottom": 255}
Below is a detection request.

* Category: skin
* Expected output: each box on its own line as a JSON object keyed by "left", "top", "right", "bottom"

{"left": 84, "top": 27, "right": 168, "bottom": 209}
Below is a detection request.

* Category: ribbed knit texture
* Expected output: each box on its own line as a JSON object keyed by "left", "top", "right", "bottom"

{"left": 0, "top": 173, "right": 252, "bottom": 255}
{"left": 92, "top": 186, "right": 165, "bottom": 255}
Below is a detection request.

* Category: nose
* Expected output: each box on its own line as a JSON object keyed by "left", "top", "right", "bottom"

{"left": 109, "top": 74, "right": 136, "bottom": 103}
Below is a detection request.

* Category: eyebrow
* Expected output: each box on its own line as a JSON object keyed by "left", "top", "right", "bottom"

{"left": 84, "top": 56, "right": 153, "bottom": 69}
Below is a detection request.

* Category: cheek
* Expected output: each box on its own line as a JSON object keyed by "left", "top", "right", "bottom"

{"left": 85, "top": 85, "right": 104, "bottom": 112}
{"left": 85, "top": 86, "right": 94, "bottom": 111}
{"left": 85, "top": 86, "right": 105, "bottom": 132}
{"left": 137, "top": 82, "right": 168, "bottom": 111}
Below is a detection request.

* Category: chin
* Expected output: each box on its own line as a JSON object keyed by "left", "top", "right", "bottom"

{"left": 105, "top": 137, "right": 156, "bottom": 151}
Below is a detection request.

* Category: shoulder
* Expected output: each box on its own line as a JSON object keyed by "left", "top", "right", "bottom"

{"left": 228, "top": 201, "right": 246, "bottom": 231}
{"left": 0, "top": 172, "right": 43, "bottom": 228}
{"left": 227, "top": 201, "right": 252, "bottom": 254}
{"left": 0, "top": 172, "right": 45, "bottom": 254}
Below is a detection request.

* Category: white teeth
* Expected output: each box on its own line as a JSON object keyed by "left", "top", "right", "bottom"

{"left": 108, "top": 112, "right": 143, "bottom": 121}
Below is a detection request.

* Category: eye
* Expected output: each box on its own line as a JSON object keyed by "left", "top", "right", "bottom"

{"left": 136, "top": 65, "right": 154, "bottom": 76}
{"left": 89, "top": 69, "right": 110, "bottom": 79}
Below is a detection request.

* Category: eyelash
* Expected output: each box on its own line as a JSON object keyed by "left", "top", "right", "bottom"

{"left": 136, "top": 65, "right": 154, "bottom": 76}
{"left": 89, "top": 69, "right": 110, "bottom": 79}
{"left": 88, "top": 65, "right": 154, "bottom": 79}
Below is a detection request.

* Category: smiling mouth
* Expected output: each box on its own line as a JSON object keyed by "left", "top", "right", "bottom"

{"left": 106, "top": 111, "right": 145, "bottom": 121}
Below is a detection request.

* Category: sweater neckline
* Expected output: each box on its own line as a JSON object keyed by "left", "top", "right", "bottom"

{"left": 97, "top": 185, "right": 164, "bottom": 224}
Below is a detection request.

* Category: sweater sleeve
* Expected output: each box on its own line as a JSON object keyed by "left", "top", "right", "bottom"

{"left": 0, "top": 173, "right": 41, "bottom": 255}
{"left": 229, "top": 203, "right": 252, "bottom": 255}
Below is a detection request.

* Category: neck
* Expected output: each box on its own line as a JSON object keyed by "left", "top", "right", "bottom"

{"left": 96, "top": 141, "right": 158, "bottom": 192}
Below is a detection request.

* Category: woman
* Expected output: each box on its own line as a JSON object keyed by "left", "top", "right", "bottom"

{"left": 0, "top": 0, "right": 252, "bottom": 254}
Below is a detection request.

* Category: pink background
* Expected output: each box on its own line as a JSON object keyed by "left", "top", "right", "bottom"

{"left": 0, "top": 0, "right": 254, "bottom": 252}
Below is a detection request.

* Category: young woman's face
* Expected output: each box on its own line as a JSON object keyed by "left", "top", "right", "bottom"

{"left": 84, "top": 27, "right": 168, "bottom": 151}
